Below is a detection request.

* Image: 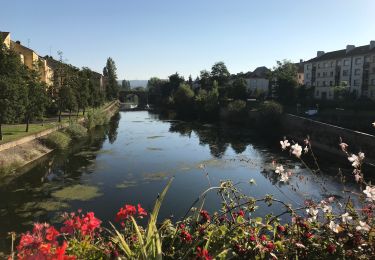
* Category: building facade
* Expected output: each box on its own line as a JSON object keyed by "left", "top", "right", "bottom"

{"left": 304, "top": 41, "right": 375, "bottom": 100}
{"left": 245, "top": 66, "right": 270, "bottom": 96}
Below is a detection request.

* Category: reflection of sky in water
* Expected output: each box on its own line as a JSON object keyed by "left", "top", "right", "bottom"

{"left": 0, "top": 111, "right": 360, "bottom": 251}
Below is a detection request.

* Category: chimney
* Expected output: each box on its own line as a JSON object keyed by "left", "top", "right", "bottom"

{"left": 370, "top": 41, "right": 375, "bottom": 50}
{"left": 15, "top": 40, "right": 21, "bottom": 44}
{"left": 317, "top": 51, "right": 325, "bottom": 57}
{"left": 346, "top": 45, "right": 355, "bottom": 53}
{"left": 300, "top": 59, "right": 303, "bottom": 63}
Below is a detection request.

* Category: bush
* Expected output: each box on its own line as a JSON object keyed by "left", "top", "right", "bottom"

{"left": 227, "top": 100, "right": 246, "bottom": 114}
{"left": 85, "top": 109, "right": 109, "bottom": 129}
{"left": 65, "top": 123, "right": 87, "bottom": 139}
{"left": 256, "top": 101, "right": 283, "bottom": 136}
{"left": 42, "top": 131, "right": 71, "bottom": 150}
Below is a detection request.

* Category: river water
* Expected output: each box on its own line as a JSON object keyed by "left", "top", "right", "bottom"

{"left": 0, "top": 111, "right": 359, "bottom": 251}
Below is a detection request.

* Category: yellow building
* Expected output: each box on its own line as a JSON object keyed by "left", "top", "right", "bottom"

{"left": 1, "top": 32, "right": 54, "bottom": 86}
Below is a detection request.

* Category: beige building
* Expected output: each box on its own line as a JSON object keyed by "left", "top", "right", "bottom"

{"left": 304, "top": 41, "right": 375, "bottom": 100}
{"left": 295, "top": 60, "right": 304, "bottom": 85}
{"left": 1, "top": 32, "right": 54, "bottom": 86}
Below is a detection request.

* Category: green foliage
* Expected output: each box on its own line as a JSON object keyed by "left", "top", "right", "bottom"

{"left": 42, "top": 131, "right": 71, "bottom": 150}
{"left": 227, "top": 100, "right": 246, "bottom": 114}
{"left": 211, "top": 62, "right": 230, "bottom": 87}
{"left": 173, "top": 83, "right": 194, "bottom": 114}
{"left": 65, "top": 123, "right": 87, "bottom": 139}
{"left": 271, "top": 60, "right": 298, "bottom": 105}
{"left": 85, "top": 108, "right": 110, "bottom": 129}
{"left": 256, "top": 101, "right": 283, "bottom": 135}
{"left": 229, "top": 78, "right": 247, "bottom": 100}
{"left": 103, "top": 57, "right": 119, "bottom": 100}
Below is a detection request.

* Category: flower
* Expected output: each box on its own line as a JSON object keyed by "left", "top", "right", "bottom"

{"left": 291, "top": 143, "right": 302, "bottom": 158}
{"left": 356, "top": 221, "right": 370, "bottom": 232}
{"left": 137, "top": 204, "right": 147, "bottom": 218}
{"left": 180, "top": 230, "right": 192, "bottom": 243}
{"left": 280, "top": 140, "right": 290, "bottom": 150}
{"left": 45, "top": 226, "right": 59, "bottom": 241}
{"left": 277, "top": 225, "right": 286, "bottom": 232}
{"left": 266, "top": 242, "right": 275, "bottom": 251}
{"left": 200, "top": 210, "right": 211, "bottom": 222}
{"left": 348, "top": 152, "right": 365, "bottom": 168}
{"left": 327, "top": 244, "right": 336, "bottom": 254}
{"left": 306, "top": 207, "right": 318, "bottom": 220}
{"left": 329, "top": 221, "right": 340, "bottom": 233}
{"left": 363, "top": 185, "right": 375, "bottom": 202}
{"left": 280, "top": 173, "right": 289, "bottom": 182}
{"left": 322, "top": 204, "right": 332, "bottom": 214}
{"left": 339, "top": 142, "right": 348, "bottom": 152}
{"left": 304, "top": 146, "right": 309, "bottom": 154}
{"left": 196, "top": 247, "right": 213, "bottom": 260}
{"left": 275, "top": 165, "right": 284, "bottom": 174}
{"left": 341, "top": 212, "right": 352, "bottom": 224}
{"left": 372, "top": 122, "right": 375, "bottom": 128}
{"left": 115, "top": 204, "right": 137, "bottom": 222}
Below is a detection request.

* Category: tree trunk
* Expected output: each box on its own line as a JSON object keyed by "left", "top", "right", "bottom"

{"left": 83, "top": 108, "right": 85, "bottom": 116}
{"left": 0, "top": 122, "right": 2, "bottom": 141}
{"left": 26, "top": 116, "right": 30, "bottom": 132}
{"left": 58, "top": 110, "right": 62, "bottom": 123}
{"left": 69, "top": 109, "right": 72, "bottom": 121}
{"left": 76, "top": 108, "right": 79, "bottom": 119}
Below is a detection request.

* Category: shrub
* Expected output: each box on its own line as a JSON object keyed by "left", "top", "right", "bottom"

{"left": 42, "top": 131, "right": 71, "bottom": 150}
{"left": 65, "top": 123, "right": 87, "bottom": 139}
{"left": 256, "top": 101, "right": 283, "bottom": 135}
{"left": 85, "top": 109, "right": 109, "bottom": 129}
{"left": 227, "top": 99, "right": 246, "bottom": 114}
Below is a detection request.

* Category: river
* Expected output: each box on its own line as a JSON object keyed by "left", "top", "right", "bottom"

{"left": 0, "top": 111, "right": 359, "bottom": 251}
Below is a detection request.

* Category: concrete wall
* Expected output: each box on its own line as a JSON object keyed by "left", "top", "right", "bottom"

{"left": 282, "top": 114, "right": 375, "bottom": 164}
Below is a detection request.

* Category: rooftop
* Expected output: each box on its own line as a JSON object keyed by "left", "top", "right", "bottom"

{"left": 307, "top": 43, "right": 375, "bottom": 62}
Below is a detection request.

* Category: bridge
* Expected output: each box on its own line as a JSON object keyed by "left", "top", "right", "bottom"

{"left": 119, "top": 90, "right": 149, "bottom": 108}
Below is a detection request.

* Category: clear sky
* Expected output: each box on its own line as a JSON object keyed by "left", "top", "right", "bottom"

{"left": 1, "top": 0, "right": 374, "bottom": 80}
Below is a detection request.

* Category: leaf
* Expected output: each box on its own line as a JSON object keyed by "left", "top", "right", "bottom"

{"left": 131, "top": 216, "right": 147, "bottom": 258}
{"left": 109, "top": 222, "right": 133, "bottom": 257}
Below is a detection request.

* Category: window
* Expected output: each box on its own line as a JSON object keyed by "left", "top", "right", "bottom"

{"left": 355, "top": 58, "right": 361, "bottom": 65}
{"left": 318, "top": 63, "right": 321, "bottom": 68}
{"left": 324, "top": 62, "right": 328, "bottom": 68}
{"left": 317, "top": 72, "right": 321, "bottom": 78}
{"left": 323, "top": 72, "right": 327, "bottom": 77}
{"left": 354, "top": 79, "right": 360, "bottom": 86}
{"left": 365, "top": 56, "right": 370, "bottom": 63}
{"left": 372, "top": 79, "right": 375, "bottom": 85}
{"left": 330, "top": 81, "right": 333, "bottom": 86}
{"left": 343, "top": 70, "right": 349, "bottom": 76}
{"left": 317, "top": 81, "right": 320, "bottom": 86}
{"left": 331, "top": 61, "right": 335, "bottom": 67}
{"left": 344, "top": 60, "right": 349, "bottom": 66}
{"left": 330, "top": 71, "right": 334, "bottom": 77}
{"left": 355, "top": 69, "right": 361, "bottom": 76}
{"left": 307, "top": 65, "right": 311, "bottom": 70}
{"left": 323, "top": 81, "right": 326, "bottom": 86}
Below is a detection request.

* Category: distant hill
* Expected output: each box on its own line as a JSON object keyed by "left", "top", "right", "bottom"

{"left": 118, "top": 80, "right": 148, "bottom": 89}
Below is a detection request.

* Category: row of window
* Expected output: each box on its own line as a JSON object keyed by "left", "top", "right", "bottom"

{"left": 306, "top": 56, "right": 375, "bottom": 70}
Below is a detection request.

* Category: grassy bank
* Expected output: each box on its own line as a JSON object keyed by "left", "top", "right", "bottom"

{"left": 0, "top": 101, "right": 119, "bottom": 177}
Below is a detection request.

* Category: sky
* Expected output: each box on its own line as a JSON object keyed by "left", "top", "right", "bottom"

{"left": 1, "top": 0, "right": 374, "bottom": 80}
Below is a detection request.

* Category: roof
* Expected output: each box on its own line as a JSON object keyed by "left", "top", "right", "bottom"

{"left": 307, "top": 44, "right": 375, "bottom": 62}
{"left": 0, "top": 32, "right": 10, "bottom": 41}
{"left": 294, "top": 62, "right": 305, "bottom": 73}
{"left": 10, "top": 40, "right": 38, "bottom": 54}
{"left": 246, "top": 66, "right": 270, "bottom": 78}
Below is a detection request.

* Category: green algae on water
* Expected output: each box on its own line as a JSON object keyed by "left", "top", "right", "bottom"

{"left": 51, "top": 184, "right": 102, "bottom": 201}
{"left": 116, "top": 180, "right": 137, "bottom": 189}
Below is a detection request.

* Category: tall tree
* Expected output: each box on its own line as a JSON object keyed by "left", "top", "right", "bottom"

{"left": 229, "top": 78, "right": 247, "bottom": 100}
{"left": 199, "top": 70, "right": 211, "bottom": 90}
{"left": 271, "top": 60, "right": 298, "bottom": 105}
{"left": 103, "top": 57, "right": 119, "bottom": 100}
{"left": 211, "top": 62, "right": 230, "bottom": 87}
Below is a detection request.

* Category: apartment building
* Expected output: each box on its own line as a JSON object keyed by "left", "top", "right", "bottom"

{"left": 304, "top": 41, "right": 375, "bottom": 100}
{"left": 245, "top": 66, "right": 270, "bottom": 96}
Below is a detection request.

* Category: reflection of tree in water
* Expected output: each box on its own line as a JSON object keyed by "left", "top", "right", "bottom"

{"left": 107, "top": 112, "right": 120, "bottom": 144}
{"left": 169, "top": 121, "right": 254, "bottom": 158}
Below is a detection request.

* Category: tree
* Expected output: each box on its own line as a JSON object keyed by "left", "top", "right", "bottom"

{"left": 173, "top": 83, "right": 194, "bottom": 115}
{"left": 25, "top": 78, "right": 48, "bottom": 132}
{"left": 229, "top": 78, "right": 247, "bottom": 100}
{"left": 211, "top": 62, "right": 230, "bottom": 87}
{"left": 199, "top": 70, "right": 212, "bottom": 90}
{"left": 103, "top": 57, "right": 119, "bottom": 100}
{"left": 271, "top": 60, "right": 298, "bottom": 105}
{"left": 121, "top": 80, "right": 130, "bottom": 91}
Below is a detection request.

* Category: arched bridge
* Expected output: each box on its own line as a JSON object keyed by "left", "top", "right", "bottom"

{"left": 119, "top": 90, "right": 149, "bottom": 108}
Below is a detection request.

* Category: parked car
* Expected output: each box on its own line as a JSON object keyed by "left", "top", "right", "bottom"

{"left": 305, "top": 109, "right": 318, "bottom": 116}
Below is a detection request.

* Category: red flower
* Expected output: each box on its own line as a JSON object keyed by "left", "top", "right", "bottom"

{"left": 238, "top": 210, "right": 245, "bottom": 217}
{"left": 180, "top": 230, "right": 193, "bottom": 243}
{"left": 277, "top": 225, "right": 286, "bottom": 232}
{"left": 115, "top": 204, "right": 137, "bottom": 222}
{"left": 304, "top": 232, "right": 313, "bottom": 239}
{"left": 39, "top": 243, "right": 51, "bottom": 255}
{"left": 196, "top": 247, "right": 213, "bottom": 260}
{"left": 266, "top": 242, "right": 275, "bottom": 251}
{"left": 137, "top": 204, "right": 147, "bottom": 218}
{"left": 249, "top": 235, "right": 256, "bottom": 241}
{"left": 260, "top": 234, "right": 267, "bottom": 241}
{"left": 200, "top": 210, "right": 211, "bottom": 222}
{"left": 327, "top": 244, "right": 336, "bottom": 254}
{"left": 46, "top": 226, "right": 60, "bottom": 241}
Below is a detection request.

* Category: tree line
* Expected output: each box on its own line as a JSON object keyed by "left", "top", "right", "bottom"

{"left": 0, "top": 39, "right": 119, "bottom": 140}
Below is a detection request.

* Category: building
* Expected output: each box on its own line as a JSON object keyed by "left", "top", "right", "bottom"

{"left": 92, "top": 71, "right": 105, "bottom": 92}
{"left": 304, "top": 41, "right": 375, "bottom": 100}
{"left": 0, "top": 32, "right": 11, "bottom": 48}
{"left": 1, "top": 32, "right": 54, "bottom": 86}
{"left": 295, "top": 60, "right": 304, "bottom": 86}
{"left": 245, "top": 66, "right": 270, "bottom": 96}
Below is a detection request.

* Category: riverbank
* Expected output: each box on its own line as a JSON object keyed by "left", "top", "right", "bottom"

{"left": 0, "top": 101, "right": 119, "bottom": 180}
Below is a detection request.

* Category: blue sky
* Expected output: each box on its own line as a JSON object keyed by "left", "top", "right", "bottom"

{"left": 1, "top": 0, "right": 374, "bottom": 80}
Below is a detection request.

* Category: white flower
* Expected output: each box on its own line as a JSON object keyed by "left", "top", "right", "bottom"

{"left": 354, "top": 173, "right": 362, "bottom": 182}
{"left": 280, "top": 173, "right": 289, "bottom": 182}
{"left": 304, "top": 146, "right": 309, "bottom": 154}
{"left": 339, "top": 142, "right": 348, "bottom": 152}
{"left": 280, "top": 140, "right": 291, "bottom": 150}
{"left": 322, "top": 204, "right": 332, "bottom": 214}
{"left": 306, "top": 207, "right": 318, "bottom": 220}
{"left": 275, "top": 165, "right": 284, "bottom": 174}
{"left": 348, "top": 153, "right": 364, "bottom": 168}
{"left": 329, "top": 221, "right": 340, "bottom": 233}
{"left": 356, "top": 221, "right": 370, "bottom": 232}
{"left": 372, "top": 122, "right": 375, "bottom": 128}
{"left": 341, "top": 212, "right": 352, "bottom": 224}
{"left": 291, "top": 143, "right": 302, "bottom": 158}
{"left": 363, "top": 185, "right": 375, "bottom": 202}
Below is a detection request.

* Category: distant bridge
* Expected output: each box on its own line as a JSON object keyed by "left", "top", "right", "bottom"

{"left": 119, "top": 90, "right": 149, "bottom": 108}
